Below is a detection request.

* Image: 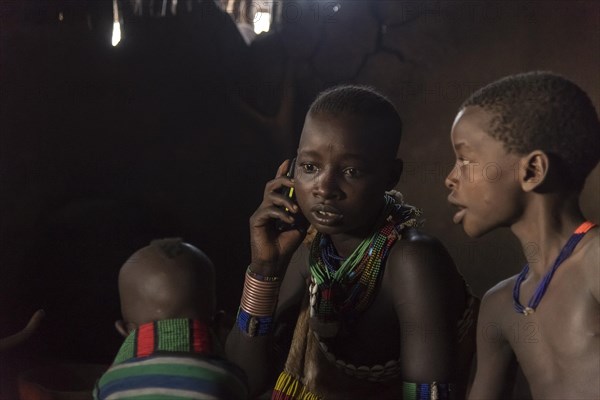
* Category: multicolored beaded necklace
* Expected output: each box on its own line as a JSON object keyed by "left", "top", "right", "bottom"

{"left": 113, "top": 318, "right": 213, "bottom": 364}
{"left": 513, "top": 221, "right": 597, "bottom": 316}
{"left": 309, "top": 194, "right": 421, "bottom": 338}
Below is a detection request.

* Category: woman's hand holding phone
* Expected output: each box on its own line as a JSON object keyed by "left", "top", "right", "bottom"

{"left": 249, "top": 159, "right": 307, "bottom": 277}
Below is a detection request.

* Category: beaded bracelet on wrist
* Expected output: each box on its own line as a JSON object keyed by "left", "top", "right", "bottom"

{"left": 403, "top": 381, "right": 455, "bottom": 400}
{"left": 236, "top": 308, "right": 273, "bottom": 337}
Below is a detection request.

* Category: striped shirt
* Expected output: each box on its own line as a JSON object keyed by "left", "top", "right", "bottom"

{"left": 94, "top": 319, "right": 248, "bottom": 400}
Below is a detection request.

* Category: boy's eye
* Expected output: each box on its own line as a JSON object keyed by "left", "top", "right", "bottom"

{"left": 343, "top": 167, "right": 360, "bottom": 177}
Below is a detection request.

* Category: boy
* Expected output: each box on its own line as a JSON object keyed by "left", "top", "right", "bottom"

{"left": 94, "top": 238, "right": 248, "bottom": 400}
{"left": 445, "top": 71, "right": 600, "bottom": 399}
{"left": 227, "top": 85, "right": 477, "bottom": 399}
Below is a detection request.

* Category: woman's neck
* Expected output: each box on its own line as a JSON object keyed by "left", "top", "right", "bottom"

{"left": 329, "top": 234, "right": 364, "bottom": 259}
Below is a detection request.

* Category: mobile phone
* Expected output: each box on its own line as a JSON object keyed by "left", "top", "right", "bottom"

{"left": 276, "top": 158, "right": 307, "bottom": 232}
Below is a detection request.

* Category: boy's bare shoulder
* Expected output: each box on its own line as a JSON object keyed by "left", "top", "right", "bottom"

{"left": 479, "top": 276, "right": 518, "bottom": 321}
{"left": 483, "top": 276, "right": 517, "bottom": 303}
{"left": 580, "top": 227, "right": 600, "bottom": 269}
{"left": 579, "top": 227, "right": 600, "bottom": 299}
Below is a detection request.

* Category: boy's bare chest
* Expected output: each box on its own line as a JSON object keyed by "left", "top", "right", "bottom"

{"left": 504, "top": 265, "right": 599, "bottom": 382}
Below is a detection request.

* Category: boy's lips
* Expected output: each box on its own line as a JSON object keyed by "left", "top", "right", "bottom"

{"left": 447, "top": 195, "right": 467, "bottom": 225}
{"left": 311, "top": 204, "right": 344, "bottom": 226}
{"left": 452, "top": 208, "right": 467, "bottom": 224}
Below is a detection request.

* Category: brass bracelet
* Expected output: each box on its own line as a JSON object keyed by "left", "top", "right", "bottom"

{"left": 239, "top": 271, "right": 280, "bottom": 316}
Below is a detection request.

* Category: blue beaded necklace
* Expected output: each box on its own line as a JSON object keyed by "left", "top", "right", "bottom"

{"left": 513, "top": 221, "right": 596, "bottom": 315}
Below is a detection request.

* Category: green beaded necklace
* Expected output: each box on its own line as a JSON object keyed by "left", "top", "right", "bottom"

{"left": 308, "top": 195, "right": 421, "bottom": 338}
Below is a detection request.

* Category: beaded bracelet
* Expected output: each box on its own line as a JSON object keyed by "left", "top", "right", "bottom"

{"left": 403, "top": 381, "right": 455, "bottom": 400}
{"left": 236, "top": 308, "right": 273, "bottom": 337}
{"left": 239, "top": 271, "right": 281, "bottom": 317}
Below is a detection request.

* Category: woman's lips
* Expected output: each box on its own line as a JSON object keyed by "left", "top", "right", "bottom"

{"left": 311, "top": 204, "right": 344, "bottom": 226}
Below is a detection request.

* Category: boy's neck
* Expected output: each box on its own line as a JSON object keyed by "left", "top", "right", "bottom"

{"left": 511, "top": 192, "right": 584, "bottom": 277}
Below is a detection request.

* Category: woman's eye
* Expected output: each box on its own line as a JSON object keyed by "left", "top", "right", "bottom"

{"left": 301, "top": 163, "right": 317, "bottom": 173}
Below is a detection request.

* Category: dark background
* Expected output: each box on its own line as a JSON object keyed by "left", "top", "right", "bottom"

{"left": 1, "top": 0, "right": 598, "bottom": 398}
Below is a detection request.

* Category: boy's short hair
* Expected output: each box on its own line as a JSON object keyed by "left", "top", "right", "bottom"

{"left": 461, "top": 71, "right": 600, "bottom": 190}
{"left": 308, "top": 85, "right": 403, "bottom": 155}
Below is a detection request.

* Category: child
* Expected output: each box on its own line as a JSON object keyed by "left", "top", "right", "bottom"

{"left": 94, "top": 238, "right": 249, "bottom": 400}
{"left": 226, "top": 85, "right": 477, "bottom": 399}
{"left": 445, "top": 71, "right": 600, "bottom": 399}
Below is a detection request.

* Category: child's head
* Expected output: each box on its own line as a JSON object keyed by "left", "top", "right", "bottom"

{"left": 307, "top": 85, "right": 403, "bottom": 160}
{"left": 446, "top": 72, "right": 600, "bottom": 237}
{"left": 294, "top": 85, "right": 403, "bottom": 236}
{"left": 115, "top": 238, "right": 216, "bottom": 336}
{"left": 461, "top": 71, "right": 600, "bottom": 190}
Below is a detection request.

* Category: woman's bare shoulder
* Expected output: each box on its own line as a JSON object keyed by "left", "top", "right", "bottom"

{"left": 388, "top": 227, "right": 460, "bottom": 282}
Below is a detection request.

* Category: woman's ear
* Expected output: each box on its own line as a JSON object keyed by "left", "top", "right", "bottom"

{"left": 115, "top": 320, "right": 136, "bottom": 337}
{"left": 387, "top": 158, "right": 403, "bottom": 190}
{"left": 520, "top": 150, "right": 549, "bottom": 192}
